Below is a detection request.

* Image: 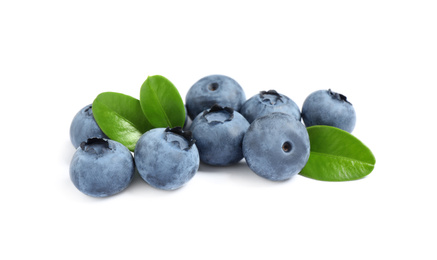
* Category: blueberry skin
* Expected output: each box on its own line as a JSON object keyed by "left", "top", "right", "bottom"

{"left": 185, "top": 74, "right": 246, "bottom": 120}
{"left": 240, "top": 90, "right": 301, "bottom": 123}
{"left": 134, "top": 128, "right": 199, "bottom": 190}
{"left": 190, "top": 105, "right": 250, "bottom": 166}
{"left": 242, "top": 112, "right": 310, "bottom": 181}
{"left": 70, "top": 104, "right": 108, "bottom": 148}
{"left": 302, "top": 89, "right": 356, "bottom": 133}
{"left": 70, "top": 138, "right": 135, "bottom": 197}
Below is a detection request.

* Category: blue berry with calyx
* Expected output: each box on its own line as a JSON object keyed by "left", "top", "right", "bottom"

{"left": 70, "top": 104, "right": 108, "bottom": 148}
{"left": 134, "top": 127, "right": 199, "bottom": 190}
{"left": 70, "top": 138, "right": 135, "bottom": 197}
{"left": 302, "top": 89, "right": 356, "bottom": 133}
{"left": 242, "top": 112, "right": 310, "bottom": 181}
{"left": 190, "top": 104, "right": 250, "bottom": 166}
{"left": 185, "top": 74, "right": 246, "bottom": 120}
{"left": 240, "top": 90, "right": 301, "bottom": 123}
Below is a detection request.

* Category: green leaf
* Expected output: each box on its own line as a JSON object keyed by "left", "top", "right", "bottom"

{"left": 140, "top": 75, "right": 185, "bottom": 128}
{"left": 92, "top": 92, "right": 153, "bottom": 151}
{"left": 299, "top": 125, "right": 376, "bottom": 181}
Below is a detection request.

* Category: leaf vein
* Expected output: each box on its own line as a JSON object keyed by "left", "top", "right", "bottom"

{"left": 96, "top": 99, "right": 142, "bottom": 132}
{"left": 147, "top": 81, "right": 172, "bottom": 127}
{"left": 310, "top": 151, "right": 375, "bottom": 166}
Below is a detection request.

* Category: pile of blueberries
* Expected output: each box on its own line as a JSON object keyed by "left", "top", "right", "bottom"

{"left": 69, "top": 75, "right": 356, "bottom": 197}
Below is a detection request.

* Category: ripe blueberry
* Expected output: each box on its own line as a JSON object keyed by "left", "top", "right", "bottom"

{"left": 243, "top": 112, "right": 310, "bottom": 181}
{"left": 70, "top": 138, "right": 135, "bottom": 197}
{"left": 185, "top": 75, "right": 246, "bottom": 120}
{"left": 190, "top": 105, "right": 250, "bottom": 166}
{"left": 134, "top": 127, "right": 199, "bottom": 190}
{"left": 240, "top": 90, "right": 301, "bottom": 123}
{"left": 70, "top": 104, "right": 107, "bottom": 148}
{"left": 302, "top": 89, "right": 356, "bottom": 132}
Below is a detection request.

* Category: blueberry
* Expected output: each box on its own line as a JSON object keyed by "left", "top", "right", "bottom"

{"left": 242, "top": 112, "right": 310, "bottom": 181}
{"left": 185, "top": 74, "right": 246, "bottom": 120}
{"left": 190, "top": 105, "right": 250, "bottom": 166}
{"left": 301, "top": 89, "right": 356, "bottom": 132}
{"left": 240, "top": 90, "right": 301, "bottom": 123}
{"left": 70, "top": 104, "right": 108, "bottom": 148}
{"left": 134, "top": 127, "right": 199, "bottom": 190}
{"left": 70, "top": 138, "right": 135, "bottom": 197}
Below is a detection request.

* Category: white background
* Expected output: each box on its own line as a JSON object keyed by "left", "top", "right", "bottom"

{"left": 1, "top": 1, "right": 436, "bottom": 259}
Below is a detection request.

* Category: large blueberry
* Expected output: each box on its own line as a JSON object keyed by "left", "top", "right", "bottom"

{"left": 134, "top": 127, "right": 199, "bottom": 190}
{"left": 242, "top": 112, "right": 310, "bottom": 181}
{"left": 70, "top": 138, "right": 135, "bottom": 197}
{"left": 301, "top": 89, "right": 356, "bottom": 133}
{"left": 190, "top": 105, "right": 250, "bottom": 166}
{"left": 185, "top": 74, "right": 246, "bottom": 120}
{"left": 70, "top": 104, "right": 108, "bottom": 148}
{"left": 240, "top": 90, "right": 301, "bottom": 123}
